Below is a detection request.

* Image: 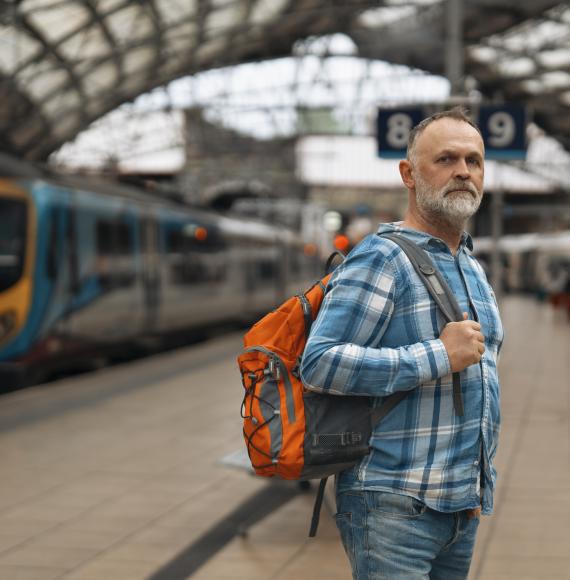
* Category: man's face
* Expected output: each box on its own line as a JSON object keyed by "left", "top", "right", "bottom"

{"left": 410, "top": 118, "right": 485, "bottom": 228}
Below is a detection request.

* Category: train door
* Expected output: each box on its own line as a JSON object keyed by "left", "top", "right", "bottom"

{"left": 140, "top": 215, "right": 161, "bottom": 333}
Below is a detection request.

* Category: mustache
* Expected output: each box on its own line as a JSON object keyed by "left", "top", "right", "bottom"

{"left": 443, "top": 181, "right": 480, "bottom": 197}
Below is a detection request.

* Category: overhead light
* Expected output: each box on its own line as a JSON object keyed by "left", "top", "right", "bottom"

{"left": 497, "top": 57, "right": 536, "bottom": 78}
{"left": 469, "top": 46, "right": 497, "bottom": 64}
{"left": 520, "top": 80, "right": 543, "bottom": 95}
{"left": 541, "top": 71, "right": 570, "bottom": 90}
{"left": 560, "top": 91, "right": 570, "bottom": 107}
{"left": 538, "top": 49, "right": 570, "bottom": 70}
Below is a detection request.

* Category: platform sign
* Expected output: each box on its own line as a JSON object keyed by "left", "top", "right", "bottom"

{"left": 479, "top": 104, "right": 527, "bottom": 160}
{"left": 377, "top": 104, "right": 527, "bottom": 160}
{"left": 376, "top": 107, "right": 424, "bottom": 158}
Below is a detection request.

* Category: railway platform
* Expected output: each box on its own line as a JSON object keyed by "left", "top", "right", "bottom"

{"left": 0, "top": 296, "right": 568, "bottom": 580}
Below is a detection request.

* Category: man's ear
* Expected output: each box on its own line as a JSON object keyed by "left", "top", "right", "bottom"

{"left": 399, "top": 159, "right": 415, "bottom": 190}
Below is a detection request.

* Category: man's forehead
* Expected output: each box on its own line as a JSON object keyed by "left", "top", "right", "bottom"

{"left": 416, "top": 118, "right": 484, "bottom": 153}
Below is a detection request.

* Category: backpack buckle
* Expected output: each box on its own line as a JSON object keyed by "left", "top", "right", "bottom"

{"left": 291, "top": 363, "right": 301, "bottom": 380}
{"left": 265, "top": 358, "right": 280, "bottom": 380}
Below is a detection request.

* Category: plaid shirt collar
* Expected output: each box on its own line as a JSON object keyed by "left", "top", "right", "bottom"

{"left": 377, "top": 221, "right": 474, "bottom": 254}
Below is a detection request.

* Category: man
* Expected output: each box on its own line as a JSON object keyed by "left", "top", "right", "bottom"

{"left": 300, "top": 109, "right": 503, "bottom": 580}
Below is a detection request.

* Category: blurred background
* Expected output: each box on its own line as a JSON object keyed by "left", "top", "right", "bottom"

{"left": 0, "top": 1, "right": 569, "bottom": 579}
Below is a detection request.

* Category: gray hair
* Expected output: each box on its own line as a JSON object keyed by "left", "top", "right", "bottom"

{"left": 406, "top": 108, "right": 482, "bottom": 163}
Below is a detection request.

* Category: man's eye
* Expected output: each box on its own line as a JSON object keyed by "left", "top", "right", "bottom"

{"left": 468, "top": 158, "right": 481, "bottom": 166}
{"left": 437, "top": 156, "right": 449, "bottom": 163}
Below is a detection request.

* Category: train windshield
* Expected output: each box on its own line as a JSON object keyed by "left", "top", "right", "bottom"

{"left": 0, "top": 198, "right": 27, "bottom": 292}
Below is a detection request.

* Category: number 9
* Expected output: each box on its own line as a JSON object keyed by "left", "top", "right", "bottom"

{"left": 487, "top": 112, "right": 515, "bottom": 148}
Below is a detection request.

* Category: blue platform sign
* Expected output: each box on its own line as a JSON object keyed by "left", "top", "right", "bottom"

{"left": 377, "top": 104, "right": 527, "bottom": 160}
{"left": 376, "top": 107, "right": 424, "bottom": 158}
{"left": 479, "top": 104, "right": 527, "bottom": 160}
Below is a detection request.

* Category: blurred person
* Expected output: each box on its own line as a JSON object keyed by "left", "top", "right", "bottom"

{"left": 301, "top": 109, "right": 503, "bottom": 580}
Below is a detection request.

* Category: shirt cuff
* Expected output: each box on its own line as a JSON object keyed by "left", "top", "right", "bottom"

{"left": 411, "top": 339, "right": 452, "bottom": 383}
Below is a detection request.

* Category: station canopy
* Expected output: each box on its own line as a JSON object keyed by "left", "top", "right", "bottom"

{"left": 0, "top": 0, "right": 569, "bottom": 161}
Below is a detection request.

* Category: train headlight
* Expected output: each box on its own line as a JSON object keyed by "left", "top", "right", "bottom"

{"left": 0, "top": 309, "right": 16, "bottom": 344}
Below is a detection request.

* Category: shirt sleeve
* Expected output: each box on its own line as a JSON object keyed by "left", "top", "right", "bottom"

{"left": 300, "top": 238, "right": 451, "bottom": 397}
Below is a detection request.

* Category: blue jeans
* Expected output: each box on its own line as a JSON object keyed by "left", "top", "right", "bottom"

{"left": 335, "top": 490, "right": 480, "bottom": 580}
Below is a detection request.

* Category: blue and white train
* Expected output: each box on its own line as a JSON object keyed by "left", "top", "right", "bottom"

{"left": 0, "top": 156, "right": 321, "bottom": 387}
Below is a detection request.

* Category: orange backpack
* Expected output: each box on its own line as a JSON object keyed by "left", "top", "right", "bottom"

{"left": 237, "top": 233, "right": 464, "bottom": 535}
{"left": 238, "top": 274, "right": 337, "bottom": 480}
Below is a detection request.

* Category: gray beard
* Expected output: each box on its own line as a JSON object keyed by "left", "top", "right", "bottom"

{"left": 415, "top": 175, "right": 482, "bottom": 232}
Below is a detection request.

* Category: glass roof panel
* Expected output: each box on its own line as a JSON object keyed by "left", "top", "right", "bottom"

{"left": 0, "top": 0, "right": 569, "bottom": 161}
{"left": 22, "top": 69, "right": 69, "bottom": 103}
{"left": 26, "top": 1, "right": 91, "bottom": 44}
{"left": 162, "top": 25, "right": 198, "bottom": 65}
{"left": 0, "top": 25, "right": 42, "bottom": 74}
{"left": 82, "top": 61, "right": 120, "bottom": 96}
{"left": 104, "top": 4, "right": 154, "bottom": 46}
{"left": 49, "top": 111, "right": 82, "bottom": 139}
{"left": 358, "top": 7, "right": 418, "bottom": 27}
{"left": 58, "top": 24, "right": 112, "bottom": 64}
{"left": 21, "top": 64, "right": 69, "bottom": 102}
{"left": 96, "top": 0, "right": 128, "bottom": 14}
{"left": 205, "top": 2, "right": 247, "bottom": 35}
{"left": 249, "top": 0, "right": 289, "bottom": 26}
{"left": 123, "top": 46, "right": 156, "bottom": 76}
{"left": 20, "top": 0, "right": 66, "bottom": 11}
{"left": 42, "top": 89, "right": 82, "bottom": 119}
{"left": 210, "top": 0, "right": 238, "bottom": 8}
{"left": 155, "top": 0, "right": 198, "bottom": 26}
{"left": 9, "top": 120, "right": 44, "bottom": 148}
{"left": 194, "top": 36, "right": 228, "bottom": 64}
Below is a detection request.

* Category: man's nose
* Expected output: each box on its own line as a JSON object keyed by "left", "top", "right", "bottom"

{"left": 454, "top": 159, "right": 471, "bottom": 179}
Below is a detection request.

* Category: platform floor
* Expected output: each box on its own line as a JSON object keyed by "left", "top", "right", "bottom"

{"left": 0, "top": 296, "right": 568, "bottom": 580}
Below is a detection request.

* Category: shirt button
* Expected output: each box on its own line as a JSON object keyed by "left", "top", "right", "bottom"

{"left": 474, "top": 460, "right": 479, "bottom": 466}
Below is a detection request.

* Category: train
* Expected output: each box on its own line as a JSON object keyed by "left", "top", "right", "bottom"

{"left": 0, "top": 156, "right": 322, "bottom": 388}
{"left": 473, "top": 231, "right": 570, "bottom": 297}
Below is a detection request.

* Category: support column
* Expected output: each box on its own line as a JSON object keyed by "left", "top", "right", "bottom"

{"left": 491, "top": 188, "right": 504, "bottom": 299}
{"left": 446, "top": 0, "right": 464, "bottom": 96}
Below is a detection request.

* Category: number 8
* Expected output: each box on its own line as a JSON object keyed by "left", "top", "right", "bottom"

{"left": 386, "top": 113, "right": 413, "bottom": 149}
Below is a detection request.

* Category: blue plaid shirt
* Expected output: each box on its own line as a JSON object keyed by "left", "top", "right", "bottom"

{"left": 301, "top": 223, "right": 503, "bottom": 515}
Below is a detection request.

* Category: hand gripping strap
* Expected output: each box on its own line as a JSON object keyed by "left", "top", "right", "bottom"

{"left": 379, "top": 233, "right": 464, "bottom": 417}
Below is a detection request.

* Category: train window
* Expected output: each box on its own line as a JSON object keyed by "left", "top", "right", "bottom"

{"left": 165, "top": 225, "right": 227, "bottom": 286}
{"left": 66, "top": 208, "right": 80, "bottom": 294}
{"left": 258, "top": 260, "right": 276, "bottom": 281}
{"left": 0, "top": 198, "right": 26, "bottom": 292}
{"left": 46, "top": 208, "right": 60, "bottom": 280}
{"left": 95, "top": 219, "right": 135, "bottom": 288}
{"left": 96, "top": 220, "right": 133, "bottom": 256}
{"left": 165, "top": 224, "right": 225, "bottom": 254}
{"left": 166, "top": 229, "right": 185, "bottom": 254}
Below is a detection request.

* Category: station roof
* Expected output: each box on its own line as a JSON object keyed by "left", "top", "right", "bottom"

{"left": 0, "top": 0, "right": 569, "bottom": 160}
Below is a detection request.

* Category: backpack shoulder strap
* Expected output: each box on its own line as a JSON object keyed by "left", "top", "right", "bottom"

{"left": 375, "top": 232, "right": 464, "bottom": 417}
{"left": 380, "top": 232, "right": 463, "bottom": 323}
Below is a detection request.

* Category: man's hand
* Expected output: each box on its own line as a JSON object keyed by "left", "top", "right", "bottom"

{"left": 440, "top": 313, "right": 485, "bottom": 373}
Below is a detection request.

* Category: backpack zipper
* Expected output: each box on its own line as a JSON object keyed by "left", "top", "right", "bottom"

{"left": 244, "top": 346, "right": 297, "bottom": 424}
